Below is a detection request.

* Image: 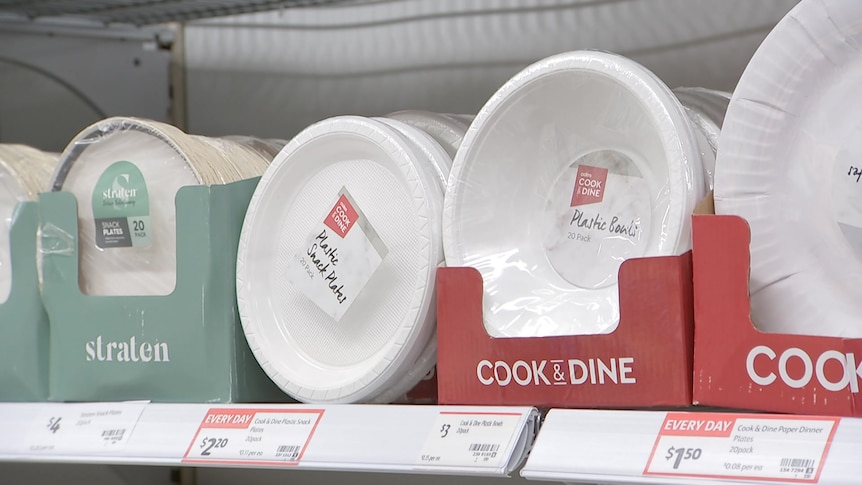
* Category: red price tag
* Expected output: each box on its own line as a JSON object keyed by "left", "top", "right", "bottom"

{"left": 644, "top": 412, "right": 839, "bottom": 483}
{"left": 183, "top": 408, "right": 324, "bottom": 466}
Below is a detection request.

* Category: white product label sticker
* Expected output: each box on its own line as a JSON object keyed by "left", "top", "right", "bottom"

{"left": 286, "top": 187, "right": 388, "bottom": 321}
{"left": 644, "top": 412, "right": 838, "bottom": 483}
{"left": 24, "top": 402, "right": 148, "bottom": 454}
{"left": 416, "top": 412, "right": 523, "bottom": 469}
{"left": 833, "top": 152, "right": 862, "bottom": 254}
{"left": 543, "top": 151, "right": 651, "bottom": 289}
{"left": 183, "top": 408, "right": 324, "bottom": 466}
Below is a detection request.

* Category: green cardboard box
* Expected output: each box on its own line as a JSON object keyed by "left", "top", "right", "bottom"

{"left": 40, "top": 178, "right": 286, "bottom": 403}
{"left": 0, "top": 202, "right": 49, "bottom": 401}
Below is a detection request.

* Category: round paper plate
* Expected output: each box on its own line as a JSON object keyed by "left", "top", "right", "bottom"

{"left": 714, "top": 0, "right": 862, "bottom": 337}
{"left": 444, "top": 50, "right": 705, "bottom": 337}
{"left": 237, "top": 116, "right": 444, "bottom": 403}
{"left": 51, "top": 117, "right": 268, "bottom": 296}
{"left": 0, "top": 144, "right": 57, "bottom": 302}
{"left": 675, "top": 88, "right": 731, "bottom": 190}
{"left": 223, "top": 135, "right": 287, "bottom": 160}
{"left": 386, "top": 110, "right": 468, "bottom": 159}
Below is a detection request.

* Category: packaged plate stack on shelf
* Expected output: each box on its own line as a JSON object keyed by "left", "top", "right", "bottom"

{"left": 372, "top": 116, "right": 452, "bottom": 403}
{"left": 49, "top": 117, "right": 272, "bottom": 296}
{"left": 445, "top": 50, "right": 705, "bottom": 338}
{"left": 0, "top": 144, "right": 58, "bottom": 401}
{"left": 0, "top": 145, "right": 57, "bottom": 298}
{"left": 437, "top": 50, "right": 706, "bottom": 408}
{"left": 697, "top": 0, "right": 862, "bottom": 416}
{"left": 41, "top": 116, "right": 284, "bottom": 403}
{"left": 237, "top": 115, "right": 448, "bottom": 404}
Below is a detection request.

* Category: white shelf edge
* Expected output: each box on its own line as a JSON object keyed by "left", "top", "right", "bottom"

{"left": 0, "top": 402, "right": 537, "bottom": 477}
{"left": 521, "top": 409, "right": 862, "bottom": 485}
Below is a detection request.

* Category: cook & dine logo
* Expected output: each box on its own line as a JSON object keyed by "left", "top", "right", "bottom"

{"left": 571, "top": 164, "right": 608, "bottom": 207}
{"left": 476, "top": 356, "right": 636, "bottom": 387}
{"left": 324, "top": 194, "right": 358, "bottom": 238}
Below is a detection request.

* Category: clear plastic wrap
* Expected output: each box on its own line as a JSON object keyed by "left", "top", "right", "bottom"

{"left": 443, "top": 50, "right": 705, "bottom": 338}
{"left": 0, "top": 144, "right": 58, "bottom": 302}
{"left": 371, "top": 117, "right": 453, "bottom": 404}
{"left": 49, "top": 117, "right": 272, "bottom": 296}
{"left": 386, "top": 110, "right": 468, "bottom": 159}
{"left": 237, "top": 116, "right": 445, "bottom": 404}
{"left": 675, "top": 87, "right": 731, "bottom": 190}
{"left": 714, "top": 0, "right": 862, "bottom": 338}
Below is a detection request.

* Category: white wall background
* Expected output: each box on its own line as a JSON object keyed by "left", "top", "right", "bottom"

{"left": 184, "top": 0, "right": 799, "bottom": 139}
{"left": 0, "top": 30, "right": 171, "bottom": 152}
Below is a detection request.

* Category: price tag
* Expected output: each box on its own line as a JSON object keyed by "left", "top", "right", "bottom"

{"left": 24, "top": 402, "right": 148, "bottom": 454}
{"left": 416, "top": 411, "right": 523, "bottom": 469}
{"left": 182, "top": 408, "right": 324, "bottom": 466}
{"left": 644, "top": 412, "right": 839, "bottom": 483}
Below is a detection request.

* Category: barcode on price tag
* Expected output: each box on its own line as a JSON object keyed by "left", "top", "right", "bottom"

{"left": 182, "top": 408, "right": 324, "bottom": 466}
{"left": 644, "top": 412, "right": 839, "bottom": 483}
{"left": 24, "top": 402, "right": 147, "bottom": 455}
{"left": 101, "top": 428, "right": 126, "bottom": 442}
{"left": 416, "top": 412, "right": 522, "bottom": 469}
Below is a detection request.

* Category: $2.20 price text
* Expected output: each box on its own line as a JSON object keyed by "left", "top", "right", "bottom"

{"left": 183, "top": 408, "right": 323, "bottom": 466}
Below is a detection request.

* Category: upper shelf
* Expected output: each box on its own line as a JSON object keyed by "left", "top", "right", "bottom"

{"left": 0, "top": 0, "right": 353, "bottom": 26}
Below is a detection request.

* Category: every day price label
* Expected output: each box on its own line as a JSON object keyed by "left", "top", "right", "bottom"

{"left": 416, "top": 411, "right": 524, "bottom": 470}
{"left": 644, "top": 412, "right": 839, "bottom": 483}
{"left": 183, "top": 408, "right": 324, "bottom": 466}
{"left": 24, "top": 402, "right": 148, "bottom": 455}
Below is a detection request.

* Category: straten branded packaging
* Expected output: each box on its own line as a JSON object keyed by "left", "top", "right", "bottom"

{"left": 0, "top": 202, "right": 49, "bottom": 401}
{"left": 692, "top": 214, "right": 862, "bottom": 416}
{"left": 436, "top": 254, "right": 695, "bottom": 408}
{"left": 40, "top": 178, "right": 286, "bottom": 403}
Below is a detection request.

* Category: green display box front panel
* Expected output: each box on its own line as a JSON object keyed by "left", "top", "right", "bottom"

{"left": 0, "top": 202, "right": 49, "bottom": 401}
{"left": 40, "top": 178, "right": 286, "bottom": 403}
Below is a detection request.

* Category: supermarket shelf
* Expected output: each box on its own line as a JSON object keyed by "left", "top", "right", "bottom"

{"left": 0, "top": 0, "right": 355, "bottom": 26}
{"left": 522, "top": 409, "right": 862, "bottom": 485}
{"left": 0, "top": 402, "right": 538, "bottom": 477}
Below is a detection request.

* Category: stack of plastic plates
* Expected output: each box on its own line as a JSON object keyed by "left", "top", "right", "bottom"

{"left": 444, "top": 50, "right": 705, "bottom": 338}
{"left": 0, "top": 144, "right": 58, "bottom": 301}
{"left": 675, "top": 87, "right": 731, "bottom": 190}
{"left": 237, "top": 115, "right": 445, "bottom": 403}
{"left": 50, "top": 117, "right": 273, "bottom": 296}
{"left": 387, "top": 110, "right": 469, "bottom": 159}
{"left": 714, "top": 0, "right": 862, "bottom": 338}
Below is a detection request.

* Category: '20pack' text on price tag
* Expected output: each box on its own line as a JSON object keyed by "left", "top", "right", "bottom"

{"left": 183, "top": 408, "right": 324, "bottom": 466}
{"left": 416, "top": 411, "right": 523, "bottom": 470}
{"left": 644, "top": 412, "right": 839, "bottom": 483}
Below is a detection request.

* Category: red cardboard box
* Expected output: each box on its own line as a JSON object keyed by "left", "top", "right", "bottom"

{"left": 405, "top": 367, "right": 438, "bottom": 404}
{"left": 692, "top": 215, "right": 862, "bottom": 416}
{"left": 436, "top": 252, "right": 695, "bottom": 408}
